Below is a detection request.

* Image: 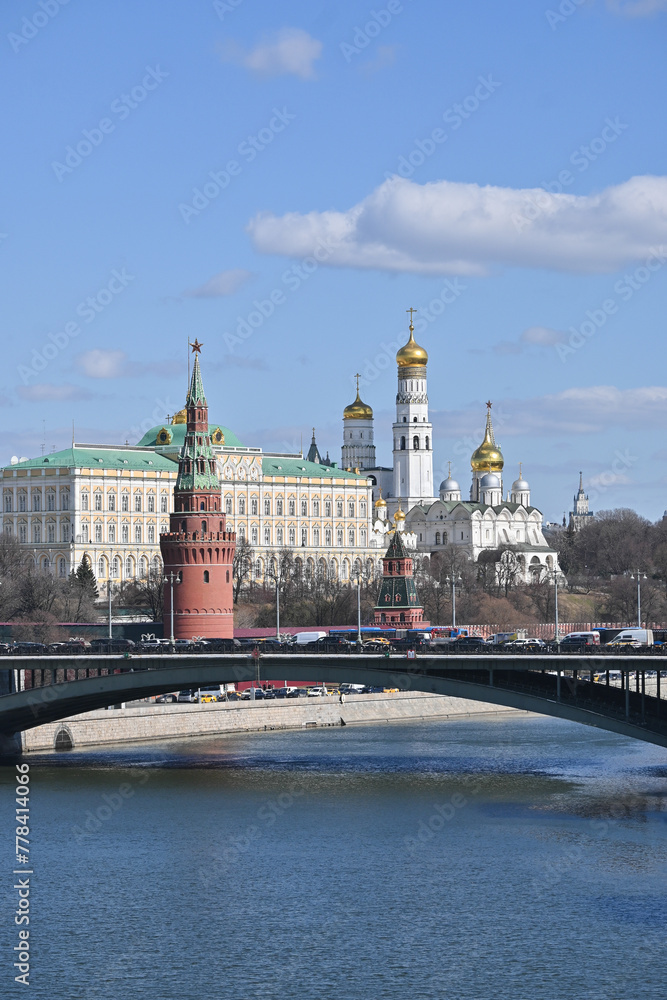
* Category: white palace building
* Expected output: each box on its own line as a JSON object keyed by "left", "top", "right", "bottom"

{"left": 1, "top": 319, "right": 560, "bottom": 591}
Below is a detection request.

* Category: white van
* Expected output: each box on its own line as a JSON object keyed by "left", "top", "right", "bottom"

{"left": 606, "top": 628, "right": 654, "bottom": 647}
{"left": 293, "top": 631, "right": 327, "bottom": 645}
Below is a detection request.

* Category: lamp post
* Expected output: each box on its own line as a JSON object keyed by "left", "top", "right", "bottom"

{"left": 163, "top": 572, "right": 180, "bottom": 648}
{"left": 356, "top": 571, "right": 362, "bottom": 645}
{"left": 553, "top": 569, "right": 560, "bottom": 647}
{"left": 446, "top": 574, "right": 462, "bottom": 627}
{"left": 275, "top": 570, "right": 280, "bottom": 640}
{"left": 630, "top": 570, "right": 647, "bottom": 627}
{"left": 108, "top": 554, "right": 114, "bottom": 642}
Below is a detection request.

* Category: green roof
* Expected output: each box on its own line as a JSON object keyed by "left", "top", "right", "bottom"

{"left": 137, "top": 423, "right": 244, "bottom": 449}
{"left": 2, "top": 447, "right": 177, "bottom": 473}
{"left": 186, "top": 355, "right": 207, "bottom": 407}
{"left": 261, "top": 457, "right": 367, "bottom": 480}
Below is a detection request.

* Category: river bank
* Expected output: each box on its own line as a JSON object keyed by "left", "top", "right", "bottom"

{"left": 21, "top": 692, "right": 527, "bottom": 752}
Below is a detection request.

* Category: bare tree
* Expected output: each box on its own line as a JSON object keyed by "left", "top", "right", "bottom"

{"left": 232, "top": 536, "right": 254, "bottom": 604}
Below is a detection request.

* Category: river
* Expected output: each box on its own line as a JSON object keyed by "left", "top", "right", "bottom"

{"left": 2, "top": 714, "right": 666, "bottom": 999}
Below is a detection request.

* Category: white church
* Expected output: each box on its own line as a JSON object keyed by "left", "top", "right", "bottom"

{"left": 340, "top": 313, "right": 561, "bottom": 584}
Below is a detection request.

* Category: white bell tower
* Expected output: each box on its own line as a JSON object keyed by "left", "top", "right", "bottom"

{"left": 391, "top": 309, "right": 436, "bottom": 510}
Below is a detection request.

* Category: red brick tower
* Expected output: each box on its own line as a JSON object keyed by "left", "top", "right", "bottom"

{"left": 373, "top": 529, "right": 429, "bottom": 626}
{"left": 160, "top": 341, "right": 235, "bottom": 638}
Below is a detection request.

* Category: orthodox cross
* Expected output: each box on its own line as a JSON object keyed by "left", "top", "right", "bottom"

{"left": 406, "top": 307, "right": 417, "bottom": 329}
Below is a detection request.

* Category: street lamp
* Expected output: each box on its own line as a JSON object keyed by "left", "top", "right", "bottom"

{"left": 163, "top": 572, "right": 181, "bottom": 648}
{"left": 446, "top": 574, "right": 462, "bottom": 628}
{"left": 553, "top": 568, "right": 560, "bottom": 647}
{"left": 630, "top": 570, "right": 647, "bottom": 627}
{"left": 356, "top": 569, "right": 362, "bottom": 645}
{"left": 108, "top": 554, "right": 115, "bottom": 642}
{"left": 275, "top": 569, "right": 281, "bottom": 640}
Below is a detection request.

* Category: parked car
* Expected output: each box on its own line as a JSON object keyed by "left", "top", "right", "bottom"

{"left": 155, "top": 693, "right": 177, "bottom": 703}
{"left": 177, "top": 690, "right": 197, "bottom": 703}
{"left": 12, "top": 642, "right": 47, "bottom": 655}
{"left": 450, "top": 636, "right": 488, "bottom": 649}
{"left": 90, "top": 638, "right": 136, "bottom": 652}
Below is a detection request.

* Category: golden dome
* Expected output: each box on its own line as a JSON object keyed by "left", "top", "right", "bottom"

{"left": 172, "top": 407, "right": 187, "bottom": 425}
{"left": 343, "top": 389, "right": 373, "bottom": 421}
{"left": 374, "top": 489, "right": 387, "bottom": 508}
{"left": 471, "top": 404, "right": 504, "bottom": 472}
{"left": 393, "top": 507, "right": 406, "bottom": 522}
{"left": 396, "top": 321, "right": 428, "bottom": 368}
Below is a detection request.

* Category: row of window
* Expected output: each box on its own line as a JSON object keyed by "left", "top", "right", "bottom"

{"left": 97, "top": 554, "right": 159, "bottom": 580}
{"left": 396, "top": 436, "right": 430, "bottom": 451}
{"left": 2, "top": 490, "right": 170, "bottom": 513}
{"left": 81, "top": 492, "right": 169, "bottom": 513}
{"left": 6, "top": 522, "right": 168, "bottom": 544}
{"left": 226, "top": 497, "right": 367, "bottom": 518}
{"left": 4, "top": 491, "right": 69, "bottom": 513}
{"left": 238, "top": 525, "right": 367, "bottom": 547}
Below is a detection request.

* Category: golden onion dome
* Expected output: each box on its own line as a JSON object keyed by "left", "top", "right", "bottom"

{"left": 374, "top": 489, "right": 387, "bottom": 508}
{"left": 471, "top": 404, "right": 504, "bottom": 472}
{"left": 172, "top": 407, "right": 187, "bottom": 425}
{"left": 396, "top": 322, "right": 428, "bottom": 368}
{"left": 343, "top": 389, "right": 373, "bottom": 421}
{"left": 393, "top": 507, "right": 406, "bottom": 522}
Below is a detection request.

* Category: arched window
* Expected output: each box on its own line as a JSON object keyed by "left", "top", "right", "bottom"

{"left": 98, "top": 557, "right": 106, "bottom": 578}
{"left": 201, "top": 521, "right": 207, "bottom": 534}
{"left": 125, "top": 557, "right": 134, "bottom": 578}
{"left": 425, "top": 435, "right": 430, "bottom": 450}
{"left": 203, "top": 570, "right": 209, "bottom": 583}
{"left": 402, "top": 416, "right": 407, "bottom": 423}
{"left": 413, "top": 436, "right": 419, "bottom": 450}
{"left": 400, "top": 436, "right": 406, "bottom": 450}
{"left": 435, "top": 532, "right": 440, "bottom": 545}
{"left": 413, "top": 416, "right": 418, "bottom": 422}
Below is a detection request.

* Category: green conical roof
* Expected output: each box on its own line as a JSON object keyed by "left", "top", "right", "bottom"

{"left": 186, "top": 355, "right": 207, "bottom": 407}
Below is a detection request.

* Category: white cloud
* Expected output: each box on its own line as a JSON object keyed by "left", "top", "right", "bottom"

{"left": 221, "top": 28, "right": 322, "bottom": 79}
{"left": 520, "top": 326, "right": 568, "bottom": 346}
{"left": 76, "top": 349, "right": 127, "bottom": 379}
{"left": 247, "top": 174, "right": 667, "bottom": 275}
{"left": 185, "top": 269, "right": 254, "bottom": 298}
{"left": 432, "top": 386, "right": 667, "bottom": 441}
{"left": 607, "top": 0, "right": 667, "bottom": 16}
{"left": 18, "top": 384, "right": 91, "bottom": 401}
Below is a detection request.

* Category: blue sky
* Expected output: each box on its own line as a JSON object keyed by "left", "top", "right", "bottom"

{"left": 2, "top": 0, "right": 667, "bottom": 521}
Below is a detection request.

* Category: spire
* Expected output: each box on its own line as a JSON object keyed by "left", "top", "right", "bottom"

{"left": 579, "top": 470, "right": 583, "bottom": 492}
{"left": 186, "top": 344, "right": 206, "bottom": 407}
{"left": 306, "top": 428, "right": 322, "bottom": 465}
{"left": 471, "top": 401, "right": 503, "bottom": 472}
{"left": 176, "top": 342, "right": 219, "bottom": 495}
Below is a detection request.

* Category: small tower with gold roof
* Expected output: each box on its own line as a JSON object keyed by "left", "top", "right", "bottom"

{"left": 341, "top": 373, "right": 376, "bottom": 471}
{"left": 470, "top": 402, "right": 504, "bottom": 503}
{"left": 391, "top": 309, "right": 435, "bottom": 507}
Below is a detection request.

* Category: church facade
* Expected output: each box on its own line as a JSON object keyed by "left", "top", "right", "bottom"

{"left": 340, "top": 315, "right": 561, "bottom": 583}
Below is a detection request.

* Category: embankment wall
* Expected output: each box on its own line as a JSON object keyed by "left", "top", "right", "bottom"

{"left": 21, "top": 692, "right": 525, "bottom": 752}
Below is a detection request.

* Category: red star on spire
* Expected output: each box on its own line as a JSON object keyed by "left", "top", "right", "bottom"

{"left": 190, "top": 338, "right": 203, "bottom": 354}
